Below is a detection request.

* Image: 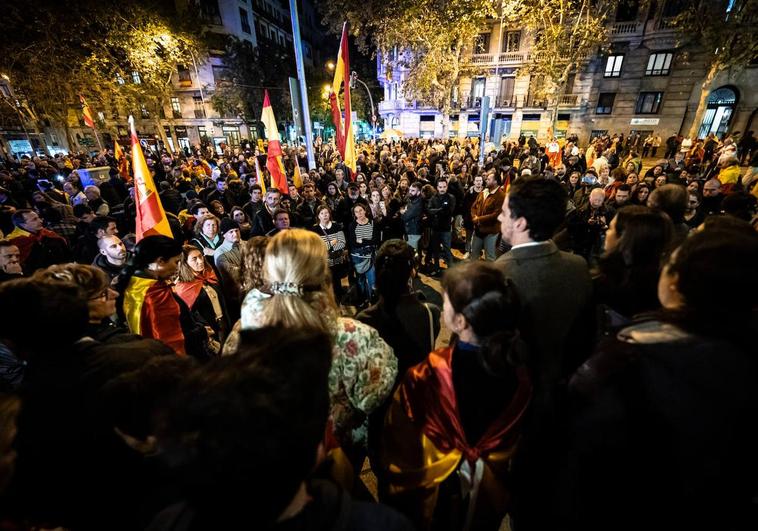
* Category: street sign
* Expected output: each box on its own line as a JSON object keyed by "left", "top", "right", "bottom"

{"left": 630, "top": 118, "right": 659, "bottom": 125}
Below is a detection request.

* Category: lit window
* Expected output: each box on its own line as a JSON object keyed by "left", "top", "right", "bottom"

{"left": 645, "top": 52, "right": 673, "bottom": 76}
{"left": 116, "top": 73, "right": 125, "bottom": 85}
{"left": 604, "top": 54, "right": 624, "bottom": 77}
{"left": 132, "top": 71, "right": 142, "bottom": 84}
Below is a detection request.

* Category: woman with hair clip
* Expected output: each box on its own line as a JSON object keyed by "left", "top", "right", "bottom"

{"left": 117, "top": 235, "right": 209, "bottom": 359}
{"left": 380, "top": 261, "right": 532, "bottom": 531}
{"left": 174, "top": 245, "right": 228, "bottom": 352}
{"left": 225, "top": 229, "right": 396, "bottom": 461}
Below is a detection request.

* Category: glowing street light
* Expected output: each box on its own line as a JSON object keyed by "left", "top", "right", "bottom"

{"left": 326, "top": 61, "right": 335, "bottom": 71}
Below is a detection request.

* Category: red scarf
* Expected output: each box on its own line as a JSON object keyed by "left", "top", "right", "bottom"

{"left": 173, "top": 267, "right": 219, "bottom": 309}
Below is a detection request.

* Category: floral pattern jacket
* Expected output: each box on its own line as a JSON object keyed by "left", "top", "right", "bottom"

{"left": 224, "top": 289, "right": 398, "bottom": 446}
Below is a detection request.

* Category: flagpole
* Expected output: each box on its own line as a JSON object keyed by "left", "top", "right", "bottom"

{"left": 288, "top": 0, "right": 316, "bottom": 171}
{"left": 93, "top": 125, "right": 104, "bottom": 151}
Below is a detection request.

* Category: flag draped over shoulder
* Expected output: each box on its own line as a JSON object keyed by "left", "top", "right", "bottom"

{"left": 129, "top": 115, "right": 172, "bottom": 241}
{"left": 80, "top": 95, "right": 95, "bottom": 129}
{"left": 330, "top": 23, "right": 357, "bottom": 178}
{"left": 261, "top": 90, "right": 288, "bottom": 192}
{"left": 114, "top": 140, "right": 130, "bottom": 182}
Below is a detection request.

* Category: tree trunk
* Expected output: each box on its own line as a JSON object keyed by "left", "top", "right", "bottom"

{"left": 687, "top": 64, "right": 719, "bottom": 140}
{"left": 63, "top": 120, "right": 76, "bottom": 153}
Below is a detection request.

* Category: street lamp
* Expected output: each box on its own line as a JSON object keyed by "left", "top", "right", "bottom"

{"left": 326, "top": 61, "right": 335, "bottom": 71}
{"left": 349, "top": 71, "right": 377, "bottom": 142}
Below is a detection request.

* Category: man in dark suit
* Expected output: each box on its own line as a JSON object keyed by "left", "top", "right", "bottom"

{"left": 495, "top": 178, "right": 593, "bottom": 398}
{"left": 495, "top": 178, "right": 594, "bottom": 530}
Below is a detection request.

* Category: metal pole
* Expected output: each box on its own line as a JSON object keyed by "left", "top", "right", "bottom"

{"left": 352, "top": 73, "right": 377, "bottom": 142}
{"left": 190, "top": 51, "right": 207, "bottom": 119}
{"left": 479, "top": 96, "right": 491, "bottom": 166}
{"left": 288, "top": 0, "right": 316, "bottom": 170}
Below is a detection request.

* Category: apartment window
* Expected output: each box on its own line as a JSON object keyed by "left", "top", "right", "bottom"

{"left": 115, "top": 73, "right": 125, "bottom": 85}
{"left": 200, "top": 0, "right": 222, "bottom": 25}
{"left": 502, "top": 31, "right": 521, "bottom": 53}
{"left": 596, "top": 93, "right": 616, "bottom": 114}
{"left": 212, "top": 65, "right": 233, "bottom": 85}
{"left": 171, "top": 97, "right": 182, "bottom": 118}
{"left": 97, "top": 112, "right": 105, "bottom": 122}
{"left": 198, "top": 125, "right": 209, "bottom": 140}
{"left": 132, "top": 71, "right": 142, "bottom": 84}
{"left": 140, "top": 104, "right": 150, "bottom": 118}
{"left": 646, "top": 52, "right": 673, "bottom": 76}
{"left": 258, "top": 22, "right": 268, "bottom": 40}
{"left": 177, "top": 64, "right": 192, "bottom": 83}
{"left": 499, "top": 76, "right": 515, "bottom": 105}
{"left": 239, "top": 8, "right": 251, "bottom": 34}
{"left": 604, "top": 54, "right": 624, "bottom": 77}
{"left": 635, "top": 91, "right": 663, "bottom": 114}
{"left": 193, "top": 96, "right": 205, "bottom": 118}
{"left": 474, "top": 33, "right": 490, "bottom": 54}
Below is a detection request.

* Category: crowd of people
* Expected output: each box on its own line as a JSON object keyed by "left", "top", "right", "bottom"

{"left": 0, "top": 127, "right": 756, "bottom": 531}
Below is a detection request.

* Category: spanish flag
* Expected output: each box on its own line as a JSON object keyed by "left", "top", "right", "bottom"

{"left": 114, "top": 140, "right": 130, "bottom": 182}
{"left": 293, "top": 161, "right": 303, "bottom": 188}
{"left": 80, "top": 95, "right": 95, "bottom": 129}
{"left": 261, "top": 90, "right": 288, "bottom": 192}
{"left": 128, "top": 115, "right": 172, "bottom": 241}
{"left": 330, "top": 23, "right": 357, "bottom": 178}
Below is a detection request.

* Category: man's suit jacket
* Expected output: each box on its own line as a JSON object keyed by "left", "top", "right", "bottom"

{"left": 495, "top": 240, "right": 592, "bottom": 398}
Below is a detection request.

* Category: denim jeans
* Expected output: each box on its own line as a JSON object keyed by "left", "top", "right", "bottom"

{"left": 406, "top": 234, "right": 422, "bottom": 251}
{"left": 470, "top": 233, "right": 498, "bottom": 261}
{"left": 351, "top": 255, "right": 376, "bottom": 302}
{"left": 430, "top": 230, "right": 454, "bottom": 268}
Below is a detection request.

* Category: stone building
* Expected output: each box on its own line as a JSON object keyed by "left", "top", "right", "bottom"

{"left": 377, "top": 0, "right": 757, "bottom": 145}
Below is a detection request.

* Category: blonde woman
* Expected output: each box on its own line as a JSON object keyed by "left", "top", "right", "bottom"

{"left": 224, "top": 229, "right": 397, "bottom": 451}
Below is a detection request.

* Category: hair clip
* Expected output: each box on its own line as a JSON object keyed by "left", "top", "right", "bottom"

{"left": 269, "top": 281, "right": 303, "bottom": 297}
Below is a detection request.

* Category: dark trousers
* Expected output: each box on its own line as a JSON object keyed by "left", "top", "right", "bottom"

{"left": 429, "top": 230, "right": 453, "bottom": 269}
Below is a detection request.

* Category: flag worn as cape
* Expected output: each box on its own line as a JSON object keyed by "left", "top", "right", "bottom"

{"left": 261, "top": 91, "right": 289, "bottom": 192}
{"left": 129, "top": 115, "right": 172, "bottom": 241}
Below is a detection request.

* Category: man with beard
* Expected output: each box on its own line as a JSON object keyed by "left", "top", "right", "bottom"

{"left": 93, "top": 235, "right": 128, "bottom": 285}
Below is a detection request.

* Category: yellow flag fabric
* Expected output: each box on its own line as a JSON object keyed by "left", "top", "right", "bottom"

{"left": 293, "top": 163, "right": 303, "bottom": 188}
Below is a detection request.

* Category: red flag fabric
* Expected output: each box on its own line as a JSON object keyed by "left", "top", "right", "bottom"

{"left": 114, "top": 140, "right": 130, "bottom": 182}
{"left": 80, "top": 95, "right": 95, "bottom": 129}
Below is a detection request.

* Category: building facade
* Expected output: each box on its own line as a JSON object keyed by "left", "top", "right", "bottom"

{"left": 1, "top": 0, "right": 328, "bottom": 157}
{"left": 378, "top": 1, "right": 758, "bottom": 145}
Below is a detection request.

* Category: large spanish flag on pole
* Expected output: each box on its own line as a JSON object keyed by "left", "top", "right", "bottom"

{"left": 330, "top": 23, "right": 358, "bottom": 178}
{"left": 128, "top": 115, "right": 172, "bottom": 241}
{"left": 261, "top": 90, "right": 289, "bottom": 192}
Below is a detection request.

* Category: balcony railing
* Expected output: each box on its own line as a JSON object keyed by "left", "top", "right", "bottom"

{"left": 378, "top": 99, "right": 417, "bottom": 113}
{"left": 558, "top": 94, "right": 580, "bottom": 107}
{"left": 523, "top": 94, "right": 547, "bottom": 109}
{"left": 492, "top": 96, "right": 516, "bottom": 108}
{"left": 468, "top": 51, "right": 530, "bottom": 65}
{"left": 611, "top": 21, "right": 642, "bottom": 35}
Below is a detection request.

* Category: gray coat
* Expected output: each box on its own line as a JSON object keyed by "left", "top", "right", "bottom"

{"left": 495, "top": 240, "right": 592, "bottom": 398}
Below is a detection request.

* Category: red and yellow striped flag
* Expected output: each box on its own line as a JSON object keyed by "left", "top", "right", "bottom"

{"left": 114, "top": 140, "right": 130, "bottom": 182}
{"left": 330, "top": 23, "right": 357, "bottom": 178}
{"left": 261, "top": 90, "right": 288, "bottom": 192}
{"left": 128, "top": 115, "right": 172, "bottom": 241}
{"left": 293, "top": 162, "right": 303, "bottom": 188}
{"left": 80, "top": 95, "right": 95, "bottom": 129}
